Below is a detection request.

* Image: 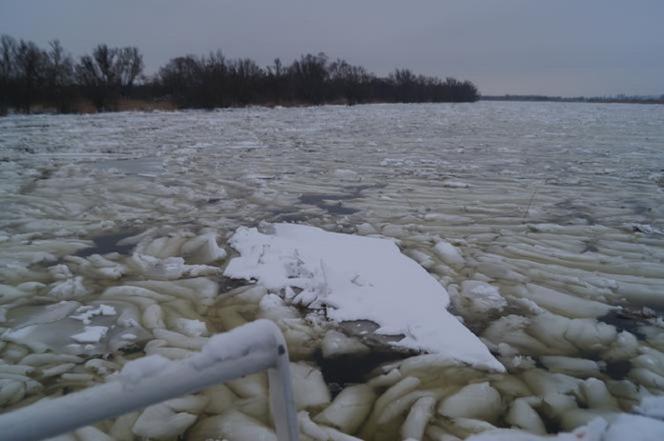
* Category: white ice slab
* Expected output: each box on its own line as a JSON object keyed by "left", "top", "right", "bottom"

{"left": 71, "top": 326, "right": 109, "bottom": 343}
{"left": 468, "top": 414, "right": 664, "bottom": 441}
{"left": 637, "top": 396, "right": 664, "bottom": 419}
{"left": 70, "top": 304, "right": 116, "bottom": 325}
{"left": 224, "top": 223, "right": 503, "bottom": 371}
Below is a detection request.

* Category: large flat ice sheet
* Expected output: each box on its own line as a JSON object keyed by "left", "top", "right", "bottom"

{"left": 224, "top": 223, "right": 503, "bottom": 372}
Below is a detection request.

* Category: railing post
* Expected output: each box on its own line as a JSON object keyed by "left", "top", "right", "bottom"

{"left": 0, "top": 319, "right": 299, "bottom": 441}
{"left": 268, "top": 324, "right": 301, "bottom": 441}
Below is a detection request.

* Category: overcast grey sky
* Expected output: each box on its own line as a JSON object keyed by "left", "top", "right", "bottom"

{"left": 1, "top": 0, "right": 663, "bottom": 96}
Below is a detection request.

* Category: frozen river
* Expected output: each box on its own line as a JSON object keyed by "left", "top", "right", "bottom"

{"left": 1, "top": 102, "right": 664, "bottom": 440}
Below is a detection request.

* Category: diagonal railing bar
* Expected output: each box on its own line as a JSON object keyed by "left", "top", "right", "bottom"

{"left": 0, "top": 319, "right": 300, "bottom": 441}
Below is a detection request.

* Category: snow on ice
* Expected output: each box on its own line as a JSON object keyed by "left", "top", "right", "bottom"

{"left": 71, "top": 326, "right": 109, "bottom": 343}
{"left": 224, "top": 222, "right": 504, "bottom": 371}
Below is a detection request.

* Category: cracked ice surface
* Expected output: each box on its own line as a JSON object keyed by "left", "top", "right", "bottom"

{"left": 1, "top": 102, "right": 664, "bottom": 440}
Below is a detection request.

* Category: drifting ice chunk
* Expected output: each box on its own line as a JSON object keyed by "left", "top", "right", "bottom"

{"left": 442, "top": 179, "right": 471, "bottom": 188}
{"left": 467, "top": 413, "right": 664, "bottom": 441}
{"left": 402, "top": 395, "right": 437, "bottom": 440}
{"left": 438, "top": 382, "right": 502, "bottom": 423}
{"left": 48, "top": 264, "right": 73, "bottom": 280}
{"left": 188, "top": 410, "right": 277, "bottom": 441}
{"left": 48, "top": 277, "right": 89, "bottom": 299}
{"left": 174, "top": 318, "right": 208, "bottom": 337}
{"left": 604, "top": 414, "right": 664, "bottom": 440}
{"left": 332, "top": 168, "right": 361, "bottom": 181}
{"left": 506, "top": 397, "right": 547, "bottom": 434}
{"left": 71, "top": 326, "right": 109, "bottom": 344}
{"left": 118, "top": 354, "right": 172, "bottom": 384}
{"left": 132, "top": 396, "right": 205, "bottom": 439}
{"left": 70, "top": 304, "right": 116, "bottom": 325}
{"left": 224, "top": 223, "right": 503, "bottom": 371}
{"left": 314, "top": 384, "right": 376, "bottom": 433}
{"left": 637, "top": 396, "right": 664, "bottom": 419}
{"left": 321, "top": 330, "right": 369, "bottom": 358}
{"left": 180, "top": 232, "right": 227, "bottom": 264}
{"left": 18, "top": 301, "right": 81, "bottom": 327}
{"left": 290, "top": 362, "right": 331, "bottom": 410}
{"left": 433, "top": 240, "right": 465, "bottom": 267}
{"left": 455, "top": 281, "right": 507, "bottom": 320}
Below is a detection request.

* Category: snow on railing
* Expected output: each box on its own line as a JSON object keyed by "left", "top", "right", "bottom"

{"left": 0, "top": 319, "right": 300, "bottom": 441}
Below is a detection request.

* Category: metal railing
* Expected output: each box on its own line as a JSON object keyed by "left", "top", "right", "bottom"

{"left": 0, "top": 319, "right": 300, "bottom": 441}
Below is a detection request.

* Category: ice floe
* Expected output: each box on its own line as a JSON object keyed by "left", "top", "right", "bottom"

{"left": 468, "top": 413, "right": 664, "bottom": 441}
{"left": 70, "top": 304, "right": 116, "bottom": 325}
{"left": 71, "top": 326, "right": 109, "bottom": 343}
{"left": 224, "top": 222, "right": 504, "bottom": 371}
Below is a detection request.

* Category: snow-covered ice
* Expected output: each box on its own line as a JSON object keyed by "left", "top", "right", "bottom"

{"left": 468, "top": 413, "right": 664, "bottom": 441}
{"left": 636, "top": 396, "right": 664, "bottom": 419}
{"left": 71, "top": 326, "right": 109, "bottom": 343}
{"left": 224, "top": 223, "right": 503, "bottom": 371}
{"left": 70, "top": 304, "right": 116, "bottom": 325}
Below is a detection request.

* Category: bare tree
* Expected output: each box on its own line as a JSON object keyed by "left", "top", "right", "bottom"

{"left": 76, "top": 45, "right": 116, "bottom": 110}
{"left": 266, "top": 58, "right": 284, "bottom": 104}
{"left": 231, "top": 58, "right": 262, "bottom": 104}
{"left": 1, "top": 33, "right": 481, "bottom": 114}
{"left": 76, "top": 44, "right": 144, "bottom": 110}
{"left": 116, "top": 47, "right": 144, "bottom": 94}
{"left": 14, "top": 39, "right": 48, "bottom": 113}
{"left": 289, "top": 52, "right": 328, "bottom": 104}
{"left": 0, "top": 35, "right": 18, "bottom": 113}
{"left": 329, "top": 59, "right": 371, "bottom": 105}
{"left": 45, "top": 40, "right": 75, "bottom": 112}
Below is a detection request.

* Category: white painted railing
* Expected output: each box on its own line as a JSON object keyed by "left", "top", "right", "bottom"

{"left": 0, "top": 319, "right": 300, "bottom": 441}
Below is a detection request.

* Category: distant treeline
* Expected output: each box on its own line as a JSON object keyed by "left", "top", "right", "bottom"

{"left": 482, "top": 94, "right": 664, "bottom": 105}
{"left": 0, "top": 34, "right": 480, "bottom": 114}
